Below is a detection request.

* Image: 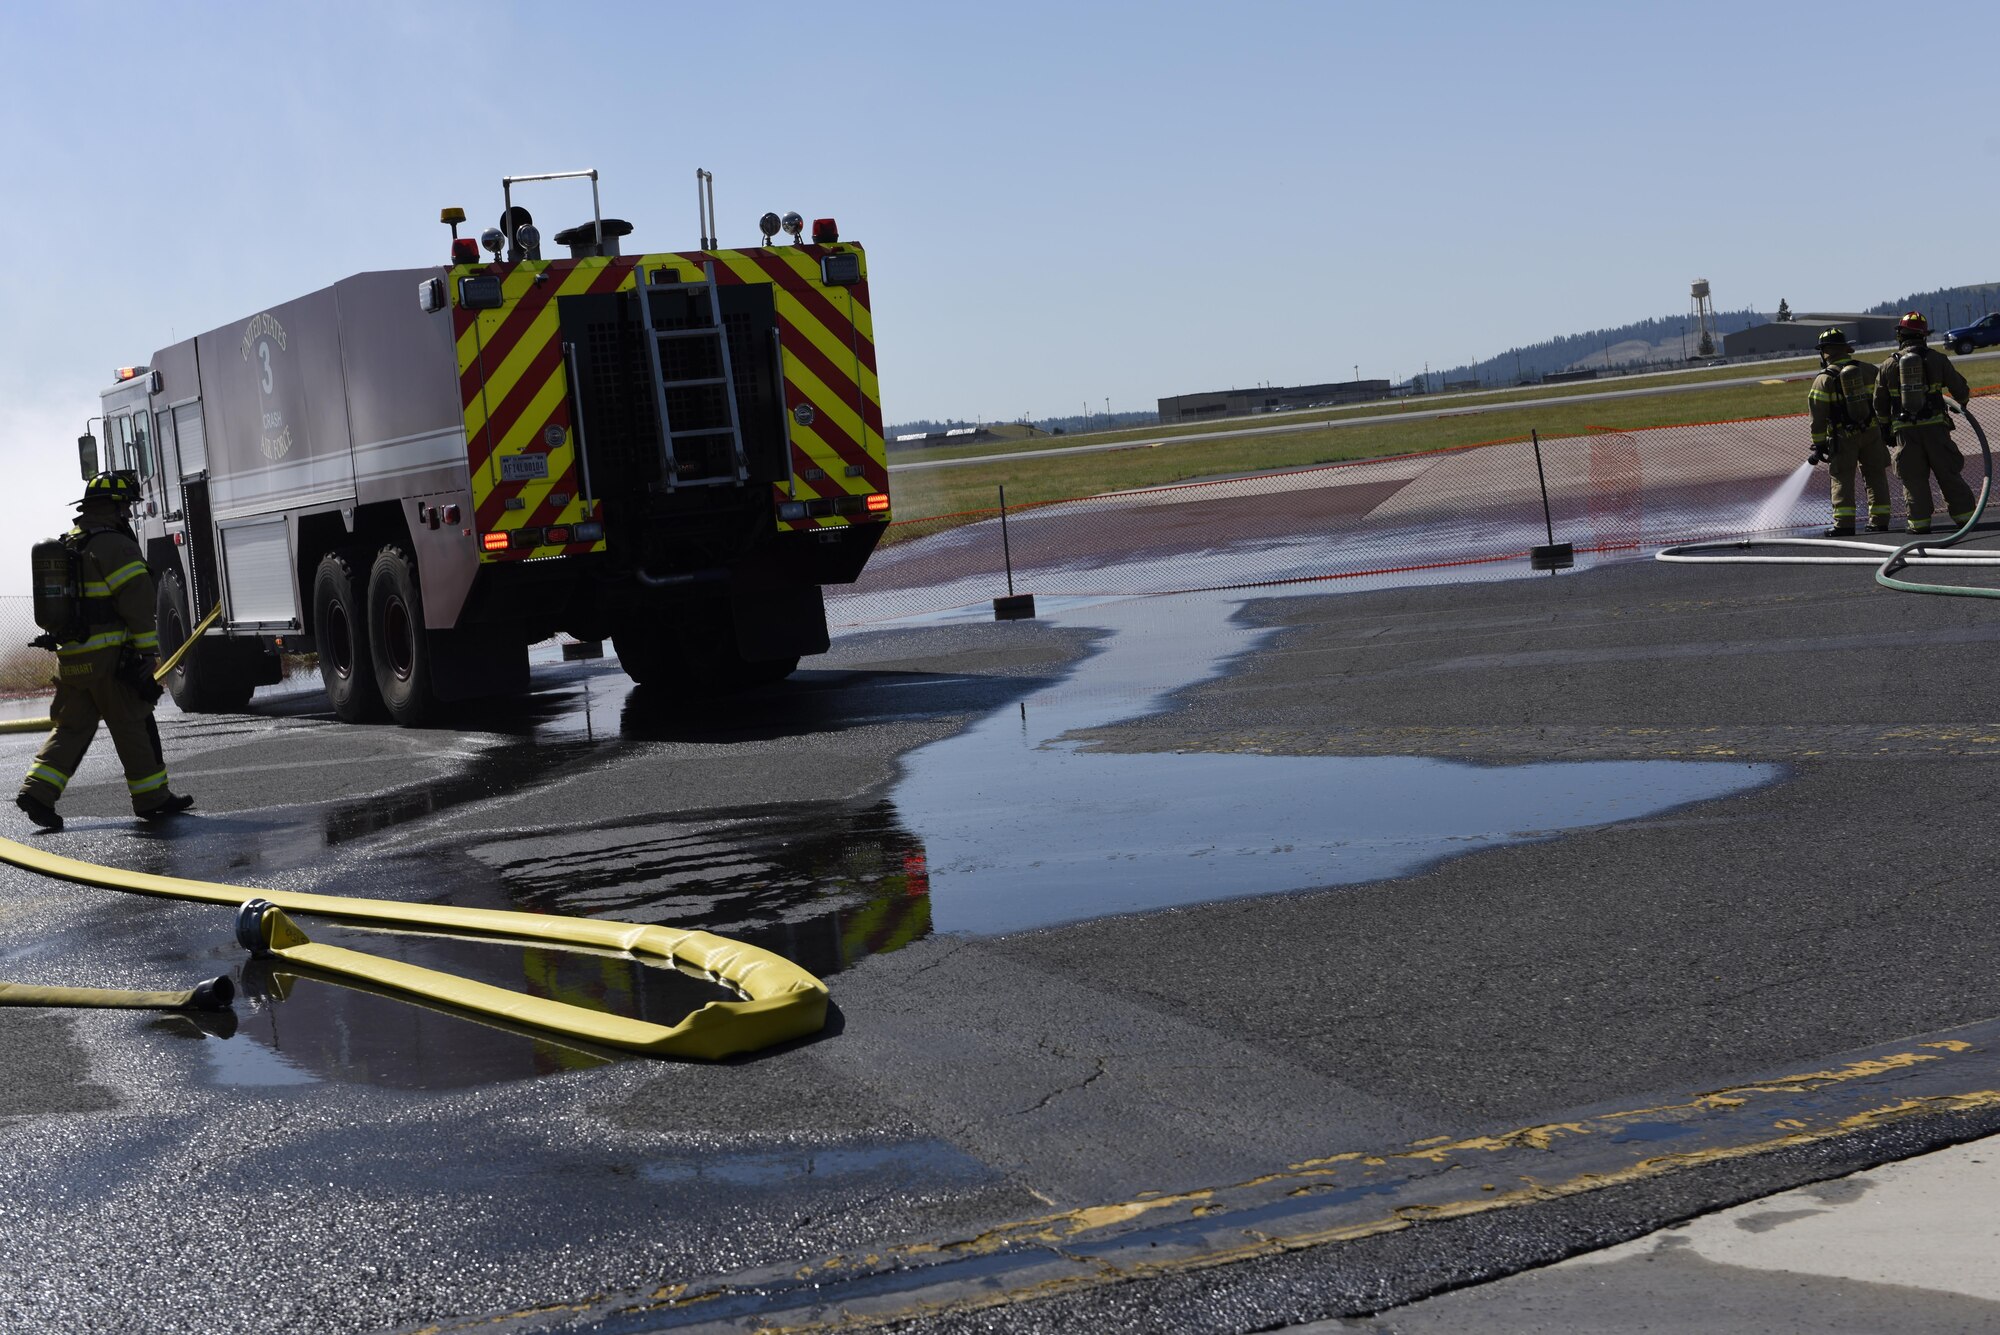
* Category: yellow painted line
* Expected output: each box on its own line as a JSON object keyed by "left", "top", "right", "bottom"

{"left": 737, "top": 1086, "right": 2000, "bottom": 1334}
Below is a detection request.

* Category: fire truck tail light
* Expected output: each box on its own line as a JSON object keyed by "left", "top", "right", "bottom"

{"left": 481, "top": 532, "right": 509, "bottom": 552}
{"left": 811, "top": 218, "right": 838, "bottom": 244}
{"left": 865, "top": 493, "right": 890, "bottom": 512}
{"left": 510, "top": 527, "right": 544, "bottom": 549}
{"left": 543, "top": 525, "right": 571, "bottom": 545}
{"left": 572, "top": 521, "right": 604, "bottom": 542}
{"left": 778, "top": 501, "right": 808, "bottom": 521}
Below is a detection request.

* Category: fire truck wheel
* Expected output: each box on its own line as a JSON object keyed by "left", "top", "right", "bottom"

{"left": 610, "top": 626, "right": 674, "bottom": 687}
{"left": 312, "top": 553, "right": 386, "bottom": 723}
{"left": 156, "top": 570, "right": 254, "bottom": 713}
{"left": 737, "top": 655, "right": 799, "bottom": 685}
{"left": 613, "top": 605, "right": 734, "bottom": 690}
{"left": 365, "top": 546, "right": 434, "bottom": 727}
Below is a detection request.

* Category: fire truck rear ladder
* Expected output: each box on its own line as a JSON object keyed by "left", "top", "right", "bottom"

{"left": 639, "top": 261, "right": 749, "bottom": 490}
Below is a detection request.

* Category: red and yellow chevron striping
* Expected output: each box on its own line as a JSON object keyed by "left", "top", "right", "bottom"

{"left": 451, "top": 244, "right": 885, "bottom": 561}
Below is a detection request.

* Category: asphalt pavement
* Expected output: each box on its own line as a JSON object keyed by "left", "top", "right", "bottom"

{"left": 3, "top": 554, "right": 2000, "bottom": 1333}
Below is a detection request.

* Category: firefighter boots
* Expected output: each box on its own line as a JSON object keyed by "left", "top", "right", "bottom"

{"left": 137, "top": 792, "right": 195, "bottom": 822}
{"left": 15, "top": 793, "right": 62, "bottom": 832}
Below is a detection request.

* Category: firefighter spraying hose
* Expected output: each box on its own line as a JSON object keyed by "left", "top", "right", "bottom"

{"left": 1656, "top": 401, "right": 1998, "bottom": 600}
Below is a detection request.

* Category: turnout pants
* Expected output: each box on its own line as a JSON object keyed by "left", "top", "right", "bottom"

{"left": 18, "top": 652, "right": 172, "bottom": 815}
{"left": 1828, "top": 427, "right": 1892, "bottom": 528}
{"left": 1892, "top": 423, "right": 1976, "bottom": 531}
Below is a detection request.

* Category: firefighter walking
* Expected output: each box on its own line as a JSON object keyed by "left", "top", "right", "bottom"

{"left": 15, "top": 473, "right": 194, "bottom": 832}
{"left": 1874, "top": 312, "right": 1975, "bottom": 534}
{"left": 1806, "top": 328, "right": 1892, "bottom": 536}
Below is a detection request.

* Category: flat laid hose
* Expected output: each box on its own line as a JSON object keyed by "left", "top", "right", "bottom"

{"left": 0, "top": 834, "right": 828, "bottom": 1059}
{"left": 1656, "top": 403, "right": 1999, "bottom": 600}
{"left": 0, "top": 975, "right": 233, "bottom": 1011}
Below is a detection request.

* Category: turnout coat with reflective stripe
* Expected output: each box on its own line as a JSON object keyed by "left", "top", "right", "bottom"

{"left": 59, "top": 520, "right": 157, "bottom": 663}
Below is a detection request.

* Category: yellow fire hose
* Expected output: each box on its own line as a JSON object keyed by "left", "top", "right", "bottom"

{"left": 0, "top": 835, "right": 830, "bottom": 1059}
{"left": 0, "top": 604, "right": 222, "bottom": 735}
{"left": 0, "top": 974, "right": 233, "bottom": 1011}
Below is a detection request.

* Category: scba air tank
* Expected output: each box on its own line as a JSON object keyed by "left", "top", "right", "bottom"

{"left": 29, "top": 537, "right": 77, "bottom": 636}
{"left": 1899, "top": 349, "right": 1930, "bottom": 421}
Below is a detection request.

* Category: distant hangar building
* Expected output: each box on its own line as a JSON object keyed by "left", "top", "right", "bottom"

{"left": 1159, "top": 380, "right": 1392, "bottom": 425}
{"left": 1723, "top": 313, "right": 1899, "bottom": 357}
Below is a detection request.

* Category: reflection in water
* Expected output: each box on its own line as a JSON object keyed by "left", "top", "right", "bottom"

{"left": 475, "top": 801, "right": 933, "bottom": 981}
{"left": 200, "top": 928, "right": 735, "bottom": 1090}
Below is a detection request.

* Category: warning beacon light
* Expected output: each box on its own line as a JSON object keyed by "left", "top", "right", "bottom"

{"left": 780, "top": 211, "right": 804, "bottom": 243}
{"left": 811, "top": 217, "right": 839, "bottom": 244}
{"left": 450, "top": 237, "right": 480, "bottom": 264}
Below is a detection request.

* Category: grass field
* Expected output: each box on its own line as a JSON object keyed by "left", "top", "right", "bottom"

{"left": 887, "top": 350, "right": 2000, "bottom": 529}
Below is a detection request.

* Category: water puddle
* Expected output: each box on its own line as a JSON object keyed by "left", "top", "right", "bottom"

{"left": 889, "top": 594, "right": 1778, "bottom": 935}
{"left": 182, "top": 924, "right": 736, "bottom": 1089}
{"left": 458, "top": 801, "right": 934, "bottom": 982}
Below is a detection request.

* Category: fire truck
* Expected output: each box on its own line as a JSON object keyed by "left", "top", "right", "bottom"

{"left": 82, "top": 170, "right": 889, "bottom": 725}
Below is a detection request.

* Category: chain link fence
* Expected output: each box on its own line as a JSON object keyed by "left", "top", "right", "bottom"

{"left": 4, "top": 399, "right": 1992, "bottom": 716}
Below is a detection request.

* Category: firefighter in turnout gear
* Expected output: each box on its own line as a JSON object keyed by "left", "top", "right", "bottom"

{"left": 15, "top": 473, "right": 194, "bottom": 832}
{"left": 1806, "top": 328, "right": 1892, "bottom": 536}
{"left": 1873, "top": 312, "right": 1974, "bottom": 534}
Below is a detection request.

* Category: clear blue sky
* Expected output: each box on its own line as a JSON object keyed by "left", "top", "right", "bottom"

{"left": 2, "top": 0, "right": 1996, "bottom": 586}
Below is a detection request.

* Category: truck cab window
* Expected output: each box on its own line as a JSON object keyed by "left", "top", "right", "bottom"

{"left": 130, "top": 409, "right": 153, "bottom": 479}
{"left": 114, "top": 413, "right": 135, "bottom": 471}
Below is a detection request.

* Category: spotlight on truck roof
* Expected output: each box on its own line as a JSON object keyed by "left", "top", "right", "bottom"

{"left": 759, "top": 212, "right": 781, "bottom": 243}
{"left": 480, "top": 227, "right": 505, "bottom": 259}
{"left": 781, "top": 212, "right": 804, "bottom": 242}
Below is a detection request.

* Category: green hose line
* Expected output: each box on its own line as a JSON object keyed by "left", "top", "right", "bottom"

{"left": 0, "top": 834, "right": 829, "bottom": 1060}
{"left": 1657, "top": 402, "right": 2000, "bottom": 601}
{"left": 1875, "top": 405, "right": 1996, "bottom": 596}
{"left": 1, "top": 604, "right": 224, "bottom": 735}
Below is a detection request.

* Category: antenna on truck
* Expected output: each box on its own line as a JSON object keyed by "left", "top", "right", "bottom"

{"left": 696, "top": 169, "right": 716, "bottom": 249}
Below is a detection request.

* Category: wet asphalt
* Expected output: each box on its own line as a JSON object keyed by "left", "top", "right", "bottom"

{"left": 3, "top": 557, "right": 2000, "bottom": 1332}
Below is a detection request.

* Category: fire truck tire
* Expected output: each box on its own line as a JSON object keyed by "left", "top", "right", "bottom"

{"left": 613, "top": 604, "right": 735, "bottom": 690}
{"left": 311, "top": 553, "right": 386, "bottom": 723}
{"left": 365, "top": 546, "right": 434, "bottom": 727}
{"left": 610, "top": 626, "right": 676, "bottom": 688}
{"left": 737, "top": 654, "right": 799, "bottom": 685}
{"left": 156, "top": 570, "right": 255, "bottom": 713}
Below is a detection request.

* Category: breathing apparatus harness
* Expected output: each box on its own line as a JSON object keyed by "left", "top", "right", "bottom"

{"left": 1806, "top": 348, "right": 1874, "bottom": 466}
{"left": 28, "top": 522, "right": 128, "bottom": 652}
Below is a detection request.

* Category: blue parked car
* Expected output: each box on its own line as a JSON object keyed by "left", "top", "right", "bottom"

{"left": 1944, "top": 312, "right": 2000, "bottom": 355}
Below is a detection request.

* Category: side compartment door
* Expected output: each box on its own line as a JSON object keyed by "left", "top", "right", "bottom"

{"left": 173, "top": 400, "right": 222, "bottom": 619}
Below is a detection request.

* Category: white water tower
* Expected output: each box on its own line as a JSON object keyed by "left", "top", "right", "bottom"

{"left": 1690, "top": 278, "right": 1717, "bottom": 358}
